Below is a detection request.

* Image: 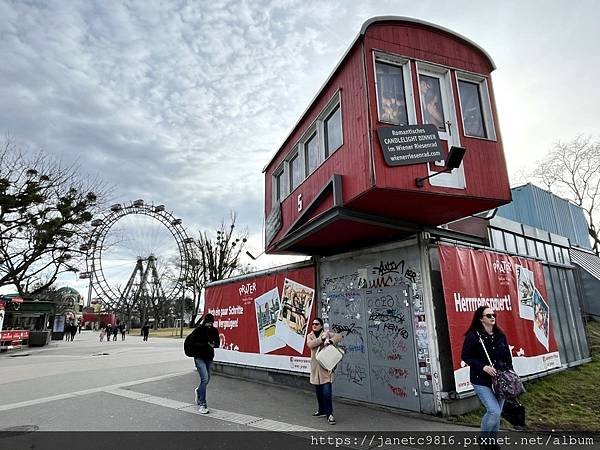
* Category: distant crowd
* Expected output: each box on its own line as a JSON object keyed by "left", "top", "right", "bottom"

{"left": 62, "top": 318, "right": 82, "bottom": 342}
{"left": 99, "top": 323, "right": 127, "bottom": 341}
{"left": 98, "top": 322, "right": 151, "bottom": 342}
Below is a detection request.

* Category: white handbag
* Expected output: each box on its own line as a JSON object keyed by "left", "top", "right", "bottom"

{"left": 315, "top": 344, "right": 344, "bottom": 371}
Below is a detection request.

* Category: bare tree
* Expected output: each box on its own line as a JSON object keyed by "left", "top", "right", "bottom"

{"left": 532, "top": 135, "right": 600, "bottom": 255}
{"left": 0, "top": 138, "right": 109, "bottom": 295}
{"left": 187, "top": 212, "right": 252, "bottom": 324}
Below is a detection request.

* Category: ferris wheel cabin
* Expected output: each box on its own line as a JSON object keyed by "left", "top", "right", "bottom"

{"left": 263, "top": 16, "right": 511, "bottom": 256}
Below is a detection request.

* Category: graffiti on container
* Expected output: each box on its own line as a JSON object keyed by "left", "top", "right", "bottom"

{"left": 331, "top": 322, "right": 366, "bottom": 353}
{"left": 331, "top": 322, "right": 361, "bottom": 337}
{"left": 368, "top": 310, "right": 406, "bottom": 325}
{"left": 344, "top": 343, "right": 366, "bottom": 354}
{"left": 321, "top": 272, "right": 367, "bottom": 291}
{"left": 367, "top": 259, "right": 422, "bottom": 288}
{"left": 328, "top": 291, "right": 363, "bottom": 320}
{"left": 367, "top": 294, "right": 398, "bottom": 308}
{"left": 404, "top": 268, "right": 418, "bottom": 283}
{"left": 338, "top": 362, "right": 367, "bottom": 386}
{"left": 368, "top": 330, "right": 409, "bottom": 348}
{"left": 389, "top": 385, "right": 408, "bottom": 398}
{"left": 373, "top": 259, "right": 405, "bottom": 277}
{"left": 372, "top": 367, "right": 410, "bottom": 385}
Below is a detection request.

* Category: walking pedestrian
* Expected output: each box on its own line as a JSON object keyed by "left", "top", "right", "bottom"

{"left": 105, "top": 324, "right": 112, "bottom": 341}
{"left": 461, "top": 306, "right": 512, "bottom": 450}
{"left": 99, "top": 326, "right": 106, "bottom": 342}
{"left": 184, "top": 314, "right": 220, "bottom": 414}
{"left": 70, "top": 322, "right": 77, "bottom": 341}
{"left": 142, "top": 322, "right": 150, "bottom": 341}
{"left": 120, "top": 323, "right": 126, "bottom": 341}
{"left": 112, "top": 324, "right": 118, "bottom": 341}
{"left": 307, "top": 317, "right": 342, "bottom": 425}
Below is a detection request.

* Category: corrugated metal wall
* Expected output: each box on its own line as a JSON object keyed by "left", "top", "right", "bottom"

{"left": 542, "top": 264, "right": 590, "bottom": 365}
{"left": 497, "top": 184, "right": 591, "bottom": 249}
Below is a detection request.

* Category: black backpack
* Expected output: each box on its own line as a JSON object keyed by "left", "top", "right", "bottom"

{"left": 184, "top": 328, "right": 199, "bottom": 357}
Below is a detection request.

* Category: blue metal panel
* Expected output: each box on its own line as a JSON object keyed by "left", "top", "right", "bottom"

{"left": 553, "top": 193, "right": 576, "bottom": 243}
{"left": 513, "top": 185, "right": 535, "bottom": 225}
{"left": 530, "top": 184, "right": 559, "bottom": 234}
{"left": 495, "top": 200, "right": 518, "bottom": 222}
{"left": 569, "top": 203, "right": 592, "bottom": 248}
{"left": 496, "top": 184, "right": 592, "bottom": 249}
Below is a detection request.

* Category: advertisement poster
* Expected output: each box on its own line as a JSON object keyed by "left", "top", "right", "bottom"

{"left": 204, "top": 264, "right": 315, "bottom": 373}
{"left": 53, "top": 314, "right": 65, "bottom": 333}
{"left": 276, "top": 278, "right": 315, "bottom": 354}
{"left": 438, "top": 245, "right": 561, "bottom": 393}
{"left": 254, "top": 287, "right": 284, "bottom": 354}
{"left": 516, "top": 265, "right": 535, "bottom": 320}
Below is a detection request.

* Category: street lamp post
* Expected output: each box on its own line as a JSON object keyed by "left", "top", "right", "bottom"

{"left": 180, "top": 285, "right": 185, "bottom": 339}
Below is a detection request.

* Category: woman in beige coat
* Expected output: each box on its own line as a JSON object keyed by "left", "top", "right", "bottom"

{"left": 306, "top": 317, "right": 342, "bottom": 425}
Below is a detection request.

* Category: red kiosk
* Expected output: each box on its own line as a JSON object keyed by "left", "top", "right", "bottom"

{"left": 206, "top": 18, "right": 574, "bottom": 417}
{"left": 263, "top": 16, "right": 510, "bottom": 255}
{"left": 0, "top": 296, "right": 30, "bottom": 352}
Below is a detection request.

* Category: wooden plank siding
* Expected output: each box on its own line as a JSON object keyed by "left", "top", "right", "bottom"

{"left": 265, "top": 43, "right": 371, "bottom": 246}
{"left": 264, "top": 18, "right": 511, "bottom": 254}
{"left": 364, "top": 23, "right": 510, "bottom": 200}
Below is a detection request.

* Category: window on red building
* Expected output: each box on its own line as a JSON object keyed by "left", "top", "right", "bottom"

{"left": 289, "top": 153, "right": 302, "bottom": 192}
{"left": 324, "top": 104, "right": 342, "bottom": 157}
{"left": 375, "top": 60, "right": 409, "bottom": 125}
{"left": 304, "top": 132, "right": 319, "bottom": 176}
{"left": 456, "top": 74, "right": 496, "bottom": 140}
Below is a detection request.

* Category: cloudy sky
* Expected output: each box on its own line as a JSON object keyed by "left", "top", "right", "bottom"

{"left": 1, "top": 0, "right": 598, "bottom": 295}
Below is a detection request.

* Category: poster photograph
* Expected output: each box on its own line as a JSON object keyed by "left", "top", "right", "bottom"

{"left": 533, "top": 289, "right": 550, "bottom": 351}
{"left": 203, "top": 264, "right": 315, "bottom": 372}
{"left": 254, "top": 287, "right": 284, "bottom": 354}
{"left": 276, "top": 278, "right": 315, "bottom": 354}
{"left": 516, "top": 264, "right": 535, "bottom": 320}
{"left": 438, "top": 245, "right": 561, "bottom": 393}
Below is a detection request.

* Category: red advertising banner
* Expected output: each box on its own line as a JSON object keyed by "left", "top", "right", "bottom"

{"left": 438, "top": 245, "right": 561, "bottom": 393}
{"left": 0, "top": 330, "right": 29, "bottom": 341}
{"left": 203, "top": 264, "right": 316, "bottom": 373}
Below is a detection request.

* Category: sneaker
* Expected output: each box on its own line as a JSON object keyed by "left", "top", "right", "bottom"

{"left": 194, "top": 388, "right": 199, "bottom": 405}
{"left": 327, "top": 414, "right": 336, "bottom": 425}
{"left": 198, "top": 405, "right": 209, "bottom": 414}
{"left": 312, "top": 411, "right": 326, "bottom": 417}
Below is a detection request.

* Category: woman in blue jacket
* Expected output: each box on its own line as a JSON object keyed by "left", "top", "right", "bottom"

{"left": 461, "top": 306, "right": 512, "bottom": 447}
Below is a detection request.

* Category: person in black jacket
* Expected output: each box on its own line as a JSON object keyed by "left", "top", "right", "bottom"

{"left": 142, "top": 322, "right": 150, "bottom": 341}
{"left": 461, "top": 306, "right": 512, "bottom": 449}
{"left": 188, "top": 313, "right": 220, "bottom": 414}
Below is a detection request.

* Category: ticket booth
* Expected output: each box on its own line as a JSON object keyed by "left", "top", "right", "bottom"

{"left": 263, "top": 16, "right": 511, "bottom": 256}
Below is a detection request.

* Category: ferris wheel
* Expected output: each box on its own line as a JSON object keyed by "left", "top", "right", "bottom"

{"left": 79, "top": 200, "right": 194, "bottom": 319}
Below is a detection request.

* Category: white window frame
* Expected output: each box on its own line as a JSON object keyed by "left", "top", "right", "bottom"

{"left": 274, "top": 91, "right": 343, "bottom": 201}
{"left": 272, "top": 165, "right": 286, "bottom": 206}
{"left": 417, "top": 61, "right": 465, "bottom": 189}
{"left": 455, "top": 72, "right": 496, "bottom": 141}
{"left": 319, "top": 91, "right": 343, "bottom": 159}
{"left": 287, "top": 148, "right": 303, "bottom": 194}
{"left": 373, "top": 51, "right": 417, "bottom": 126}
{"left": 300, "top": 125, "right": 318, "bottom": 178}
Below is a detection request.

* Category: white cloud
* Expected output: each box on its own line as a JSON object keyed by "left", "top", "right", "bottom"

{"left": 1, "top": 0, "right": 598, "bottom": 296}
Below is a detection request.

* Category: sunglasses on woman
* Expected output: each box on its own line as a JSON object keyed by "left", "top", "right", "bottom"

{"left": 484, "top": 313, "right": 496, "bottom": 319}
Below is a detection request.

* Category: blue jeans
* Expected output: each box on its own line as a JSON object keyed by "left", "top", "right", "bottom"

{"left": 315, "top": 382, "right": 333, "bottom": 415}
{"left": 194, "top": 358, "right": 213, "bottom": 406}
{"left": 473, "top": 384, "right": 505, "bottom": 438}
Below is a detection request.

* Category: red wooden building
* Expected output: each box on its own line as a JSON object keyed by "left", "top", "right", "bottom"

{"left": 264, "top": 16, "right": 511, "bottom": 255}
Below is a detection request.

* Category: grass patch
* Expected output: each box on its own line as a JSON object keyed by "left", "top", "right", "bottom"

{"left": 453, "top": 319, "right": 600, "bottom": 432}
